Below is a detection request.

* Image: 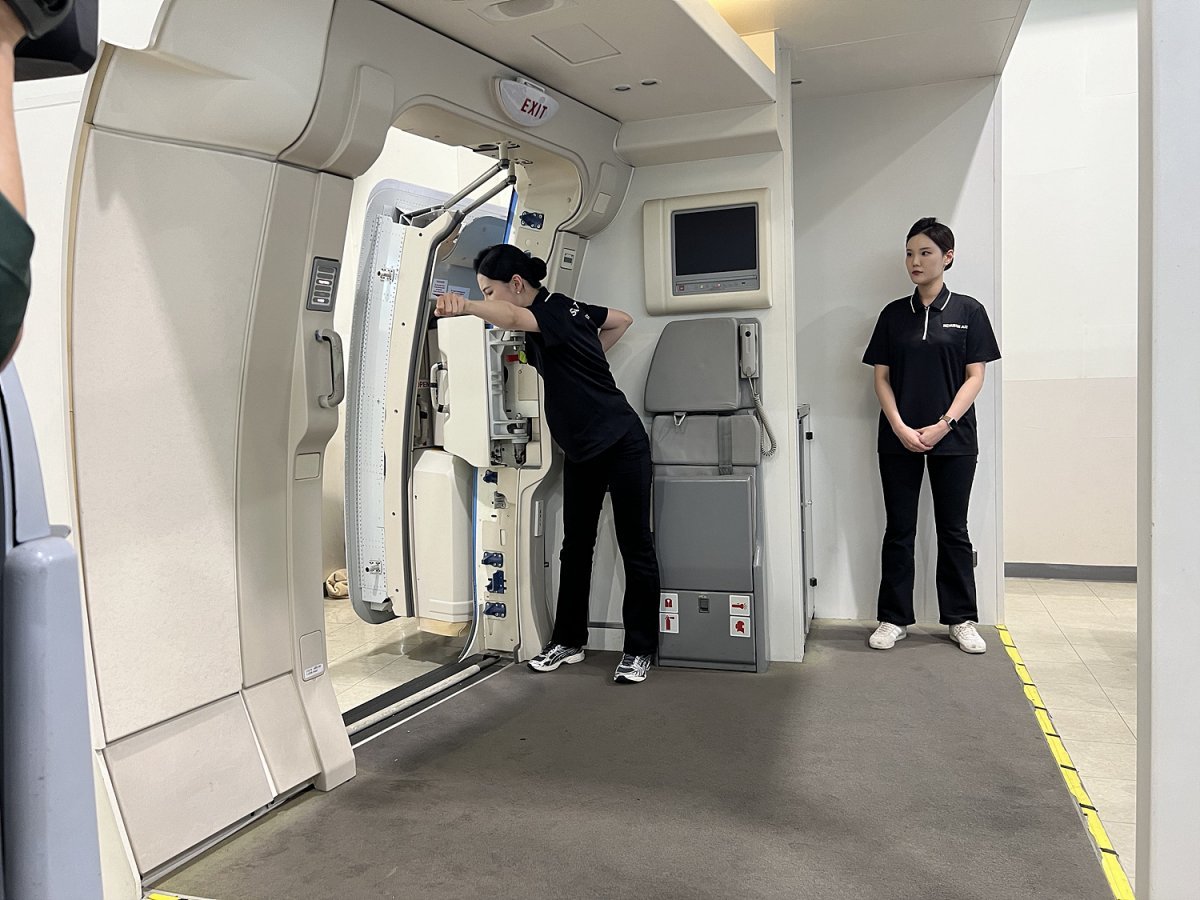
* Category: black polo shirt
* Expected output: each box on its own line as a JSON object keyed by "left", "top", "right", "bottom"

{"left": 0, "top": 191, "right": 34, "bottom": 364}
{"left": 862, "top": 285, "right": 1001, "bottom": 455}
{"left": 523, "top": 286, "right": 643, "bottom": 461}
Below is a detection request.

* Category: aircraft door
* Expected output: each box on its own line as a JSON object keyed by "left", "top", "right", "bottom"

{"left": 346, "top": 212, "right": 407, "bottom": 624}
{"left": 344, "top": 158, "right": 528, "bottom": 658}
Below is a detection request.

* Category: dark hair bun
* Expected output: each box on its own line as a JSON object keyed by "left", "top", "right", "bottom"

{"left": 473, "top": 243, "right": 548, "bottom": 287}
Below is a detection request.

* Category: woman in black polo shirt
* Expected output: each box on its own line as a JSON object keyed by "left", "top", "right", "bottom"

{"left": 862, "top": 218, "right": 1001, "bottom": 654}
{"left": 434, "top": 243, "right": 659, "bottom": 684}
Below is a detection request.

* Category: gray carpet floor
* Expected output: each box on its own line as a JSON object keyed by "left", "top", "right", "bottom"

{"left": 159, "top": 622, "right": 1110, "bottom": 899}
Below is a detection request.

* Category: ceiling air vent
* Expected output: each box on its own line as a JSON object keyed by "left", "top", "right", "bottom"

{"left": 475, "top": 0, "right": 570, "bottom": 22}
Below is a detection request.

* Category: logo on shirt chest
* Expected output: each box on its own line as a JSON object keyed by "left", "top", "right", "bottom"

{"left": 943, "top": 323, "right": 969, "bottom": 330}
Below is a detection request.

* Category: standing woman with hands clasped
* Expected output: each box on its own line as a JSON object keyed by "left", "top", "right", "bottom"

{"left": 862, "top": 218, "right": 1001, "bottom": 654}
{"left": 435, "top": 243, "right": 660, "bottom": 684}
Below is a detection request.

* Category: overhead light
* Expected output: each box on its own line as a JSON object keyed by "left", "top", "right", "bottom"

{"left": 613, "top": 84, "right": 632, "bottom": 92}
{"left": 493, "top": 77, "right": 560, "bottom": 127}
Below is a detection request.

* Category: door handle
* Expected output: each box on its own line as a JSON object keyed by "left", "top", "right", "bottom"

{"left": 316, "top": 329, "right": 344, "bottom": 408}
{"left": 430, "top": 361, "right": 448, "bottom": 413}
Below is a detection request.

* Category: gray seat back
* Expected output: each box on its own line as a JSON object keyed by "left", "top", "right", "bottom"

{"left": 644, "top": 317, "right": 758, "bottom": 413}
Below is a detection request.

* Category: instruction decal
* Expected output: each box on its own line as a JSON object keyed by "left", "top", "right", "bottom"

{"left": 660, "top": 592, "right": 679, "bottom": 613}
{"left": 729, "top": 595, "right": 750, "bottom": 615}
{"left": 660, "top": 613, "right": 679, "bottom": 634}
{"left": 730, "top": 616, "right": 750, "bottom": 638}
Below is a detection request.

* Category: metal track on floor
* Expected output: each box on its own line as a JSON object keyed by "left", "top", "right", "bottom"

{"left": 345, "top": 652, "right": 506, "bottom": 743}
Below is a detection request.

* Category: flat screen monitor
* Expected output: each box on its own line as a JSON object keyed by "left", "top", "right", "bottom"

{"left": 671, "top": 203, "right": 759, "bottom": 296}
{"left": 643, "top": 188, "right": 770, "bottom": 315}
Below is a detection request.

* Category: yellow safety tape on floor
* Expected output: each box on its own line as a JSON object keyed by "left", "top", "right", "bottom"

{"left": 996, "top": 624, "right": 1136, "bottom": 900}
{"left": 145, "top": 893, "right": 221, "bottom": 900}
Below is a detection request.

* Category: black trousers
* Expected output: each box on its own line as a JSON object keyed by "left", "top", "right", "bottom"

{"left": 551, "top": 423, "right": 660, "bottom": 656}
{"left": 877, "top": 452, "right": 978, "bottom": 626}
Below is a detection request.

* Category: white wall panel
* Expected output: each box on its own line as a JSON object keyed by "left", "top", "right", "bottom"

{"left": 792, "top": 77, "right": 1002, "bottom": 623}
{"left": 576, "top": 164, "right": 802, "bottom": 658}
{"left": 71, "top": 131, "right": 273, "bottom": 740}
{"left": 1001, "top": 0, "right": 1137, "bottom": 567}
{"left": 575, "top": 42, "right": 802, "bottom": 660}
{"left": 1139, "top": 0, "right": 1200, "bottom": 891}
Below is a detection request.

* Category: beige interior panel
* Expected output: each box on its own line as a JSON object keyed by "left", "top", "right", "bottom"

{"left": 104, "top": 695, "right": 274, "bottom": 873}
{"left": 378, "top": 0, "right": 775, "bottom": 121}
{"left": 287, "top": 171, "right": 354, "bottom": 650}
{"left": 71, "top": 130, "right": 273, "bottom": 741}
{"left": 280, "top": 172, "right": 357, "bottom": 792}
{"left": 93, "top": 0, "right": 335, "bottom": 154}
{"left": 235, "top": 163, "right": 320, "bottom": 688}
{"left": 615, "top": 104, "right": 781, "bottom": 167}
{"left": 242, "top": 676, "right": 320, "bottom": 794}
{"left": 280, "top": 0, "right": 627, "bottom": 240}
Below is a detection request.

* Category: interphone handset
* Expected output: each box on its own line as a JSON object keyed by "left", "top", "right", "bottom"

{"left": 738, "top": 322, "right": 776, "bottom": 458}
{"left": 739, "top": 324, "right": 759, "bottom": 379}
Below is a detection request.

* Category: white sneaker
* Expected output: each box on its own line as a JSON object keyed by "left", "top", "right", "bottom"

{"left": 527, "top": 642, "right": 585, "bottom": 672}
{"left": 868, "top": 622, "right": 907, "bottom": 649}
{"left": 613, "top": 653, "right": 652, "bottom": 684}
{"left": 949, "top": 621, "right": 987, "bottom": 654}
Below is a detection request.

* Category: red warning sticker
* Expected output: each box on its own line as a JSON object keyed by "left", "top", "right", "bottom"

{"left": 660, "top": 592, "right": 679, "bottom": 613}
{"left": 660, "top": 613, "right": 680, "bottom": 634}
{"left": 730, "top": 616, "right": 751, "bottom": 638}
{"left": 729, "top": 595, "right": 751, "bottom": 616}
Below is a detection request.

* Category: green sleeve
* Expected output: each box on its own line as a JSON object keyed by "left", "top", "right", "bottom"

{"left": 0, "top": 190, "right": 34, "bottom": 363}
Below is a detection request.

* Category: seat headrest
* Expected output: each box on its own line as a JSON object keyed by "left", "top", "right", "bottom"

{"left": 644, "top": 317, "right": 758, "bottom": 413}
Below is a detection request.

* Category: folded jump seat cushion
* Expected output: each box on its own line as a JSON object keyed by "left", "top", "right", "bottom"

{"left": 651, "top": 411, "right": 761, "bottom": 467}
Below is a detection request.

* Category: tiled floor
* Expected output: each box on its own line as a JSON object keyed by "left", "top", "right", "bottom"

{"left": 324, "top": 597, "right": 466, "bottom": 713}
{"left": 1003, "top": 578, "right": 1137, "bottom": 890}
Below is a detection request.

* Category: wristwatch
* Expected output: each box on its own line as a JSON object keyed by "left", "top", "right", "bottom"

{"left": 939, "top": 414, "right": 957, "bottom": 430}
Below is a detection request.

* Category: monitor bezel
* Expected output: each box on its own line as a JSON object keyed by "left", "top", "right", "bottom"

{"left": 670, "top": 201, "right": 760, "bottom": 287}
